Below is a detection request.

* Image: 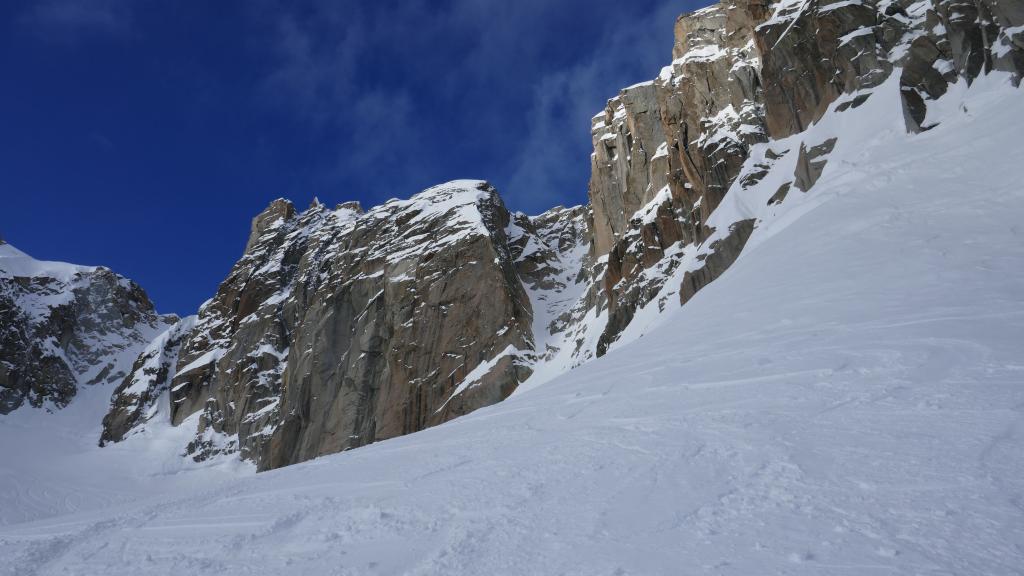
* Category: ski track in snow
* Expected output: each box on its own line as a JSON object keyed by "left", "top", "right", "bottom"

{"left": 1, "top": 77, "right": 1023, "bottom": 574}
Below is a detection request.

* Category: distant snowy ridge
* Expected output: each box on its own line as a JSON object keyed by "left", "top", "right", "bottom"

{"left": 0, "top": 240, "right": 174, "bottom": 413}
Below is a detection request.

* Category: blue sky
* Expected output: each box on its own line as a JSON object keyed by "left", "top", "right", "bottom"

{"left": 1, "top": 0, "right": 699, "bottom": 315}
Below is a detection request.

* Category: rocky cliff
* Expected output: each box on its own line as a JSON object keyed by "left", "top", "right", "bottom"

{"left": 89, "top": 0, "right": 1024, "bottom": 471}
{"left": 0, "top": 241, "right": 173, "bottom": 414}
{"left": 102, "top": 181, "right": 589, "bottom": 470}
{"left": 584, "top": 0, "right": 1023, "bottom": 354}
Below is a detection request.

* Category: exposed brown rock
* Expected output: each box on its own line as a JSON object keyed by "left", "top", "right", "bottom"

{"left": 768, "top": 182, "right": 792, "bottom": 206}
{"left": 588, "top": 0, "right": 770, "bottom": 355}
{"left": 589, "top": 82, "right": 670, "bottom": 258}
{"left": 103, "top": 182, "right": 539, "bottom": 470}
{"left": 794, "top": 138, "right": 838, "bottom": 192}
{"left": 680, "top": 219, "right": 756, "bottom": 306}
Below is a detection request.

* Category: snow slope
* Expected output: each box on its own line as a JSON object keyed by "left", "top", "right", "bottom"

{"left": 0, "top": 363, "right": 250, "bottom": 527}
{"left": 2, "top": 75, "right": 1023, "bottom": 574}
{"left": 0, "top": 252, "right": 245, "bottom": 525}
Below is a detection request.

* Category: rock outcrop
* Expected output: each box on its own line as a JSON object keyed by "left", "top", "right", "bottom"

{"left": 589, "top": 0, "right": 770, "bottom": 354}
{"left": 0, "top": 241, "right": 173, "bottom": 413}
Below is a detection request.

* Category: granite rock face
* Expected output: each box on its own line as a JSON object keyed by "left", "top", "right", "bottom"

{"left": 589, "top": 83, "right": 671, "bottom": 258}
{"left": 0, "top": 241, "right": 173, "bottom": 414}
{"left": 104, "top": 181, "right": 567, "bottom": 470}
{"left": 584, "top": 0, "right": 1024, "bottom": 354}
{"left": 589, "top": 0, "right": 770, "bottom": 354}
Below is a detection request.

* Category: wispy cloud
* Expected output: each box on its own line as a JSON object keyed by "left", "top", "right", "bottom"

{"left": 88, "top": 131, "right": 116, "bottom": 152}
{"left": 506, "top": 1, "right": 684, "bottom": 211}
{"left": 256, "top": 4, "right": 425, "bottom": 196}
{"left": 260, "top": 11, "right": 361, "bottom": 129}
{"left": 252, "top": 0, "right": 687, "bottom": 211}
{"left": 20, "top": 0, "right": 133, "bottom": 41}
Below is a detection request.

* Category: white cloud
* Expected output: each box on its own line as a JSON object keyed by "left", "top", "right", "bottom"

{"left": 21, "top": 0, "right": 133, "bottom": 41}
{"left": 254, "top": 0, "right": 689, "bottom": 211}
{"left": 505, "top": 1, "right": 683, "bottom": 211}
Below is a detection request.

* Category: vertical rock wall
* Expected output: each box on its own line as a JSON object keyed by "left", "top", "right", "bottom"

{"left": 585, "top": 0, "right": 1023, "bottom": 354}
{"left": 105, "top": 181, "right": 550, "bottom": 471}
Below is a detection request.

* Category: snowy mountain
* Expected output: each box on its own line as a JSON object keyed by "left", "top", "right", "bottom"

{"left": 3, "top": 67, "right": 1023, "bottom": 575}
{"left": 0, "top": 241, "right": 175, "bottom": 413}
{"left": 1, "top": 0, "right": 1023, "bottom": 572}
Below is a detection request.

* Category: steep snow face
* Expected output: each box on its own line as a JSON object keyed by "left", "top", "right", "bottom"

{"left": 2, "top": 71, "right": 1022, "bottom": 575}
{"left": 0, "top": 242, "right": 173, "bottom": 413}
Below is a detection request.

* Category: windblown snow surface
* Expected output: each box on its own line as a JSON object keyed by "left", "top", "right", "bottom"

{"left": 2, "top": 74, "right": 1023, "bottom": 575}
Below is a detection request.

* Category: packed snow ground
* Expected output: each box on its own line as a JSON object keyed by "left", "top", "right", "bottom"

{"left": 2, "top": 75, "right": 1024, "bottom": 574}
{"left": 0, "top": 376, "right": 249, "bottom": 528}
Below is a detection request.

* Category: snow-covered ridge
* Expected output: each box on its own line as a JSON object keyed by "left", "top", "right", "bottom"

{"left": 0, "top": 242, "right": 97, "bottom": 281}
{"left": 0, "top": 241, "right": 173, "bottom": 414}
